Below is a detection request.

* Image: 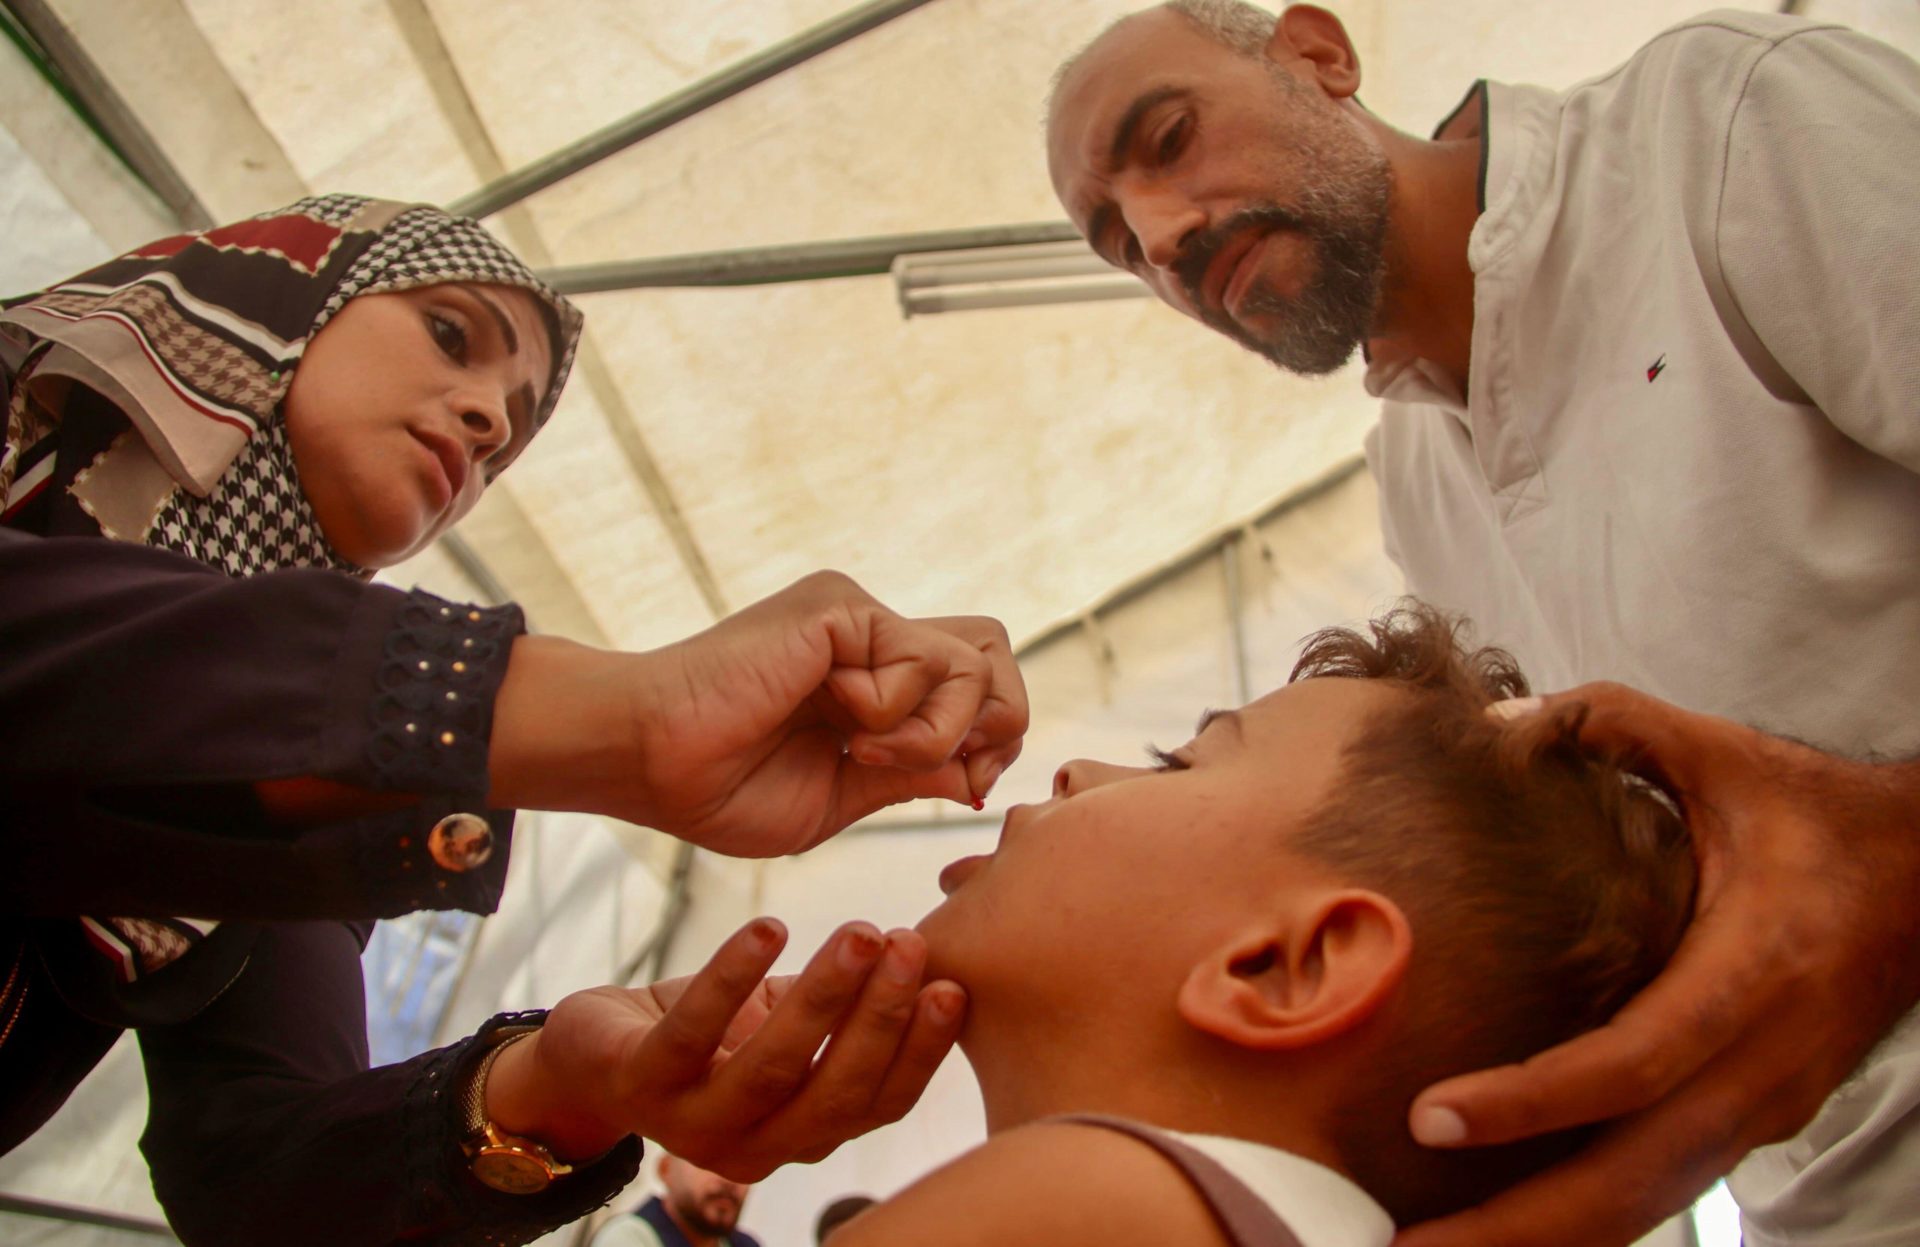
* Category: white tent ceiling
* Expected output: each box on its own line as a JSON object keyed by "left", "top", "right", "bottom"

{"left": 4, "top": 1, "right": 1918, "bottom": 1243}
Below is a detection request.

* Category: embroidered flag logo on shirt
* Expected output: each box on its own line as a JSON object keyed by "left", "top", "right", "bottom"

{"left": 1647, "top": 354, "right": 1667, "bottom": 382}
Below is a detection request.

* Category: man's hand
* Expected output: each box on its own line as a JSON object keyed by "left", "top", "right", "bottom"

{"left": 491, "top": 571, "right": 1027, "bottom": 856}
{"left": 484, "top": 918, "right": 966, "bottom": 1179}
{"left": 1396, "top": 681, "right": 1920, "bottom": 1247}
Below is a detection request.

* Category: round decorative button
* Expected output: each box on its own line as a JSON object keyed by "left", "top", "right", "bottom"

{"left": 428, "top": 812, "right": 494, "bottom": 872}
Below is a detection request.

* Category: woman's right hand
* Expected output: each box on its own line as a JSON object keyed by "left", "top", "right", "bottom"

{"left": 481, "top": 918, "right": 965, "bottom": 1178}
{"left": 489, "top": 570, "right": 1027, "bottom": 856}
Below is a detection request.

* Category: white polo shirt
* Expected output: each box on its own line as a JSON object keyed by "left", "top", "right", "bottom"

{"left": 1362, "top": 10, "right": 1920, "bottom": 1245}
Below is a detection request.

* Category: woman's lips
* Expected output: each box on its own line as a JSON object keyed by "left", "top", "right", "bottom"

{"left": 411, "top": 430, "right": 468, "bottom": 508}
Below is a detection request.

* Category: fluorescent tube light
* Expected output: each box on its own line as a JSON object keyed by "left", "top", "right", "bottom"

{"left": 893, "top": 240, "right": 1150, "bottom": 317}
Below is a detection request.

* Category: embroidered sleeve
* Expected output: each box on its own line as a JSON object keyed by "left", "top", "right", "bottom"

{"left": 403, "top": 1010, "right": 644, "bottom": 1245}
{"left": 362, "top": 590, "right": 522, "bottom": 796}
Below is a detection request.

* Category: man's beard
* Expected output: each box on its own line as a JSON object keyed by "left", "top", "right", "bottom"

{"left": 677, "top": 1194, "right": 741, "bottom": 1236}
{"left": 1173, "top": 89, "right": 1390, "bottom": 375}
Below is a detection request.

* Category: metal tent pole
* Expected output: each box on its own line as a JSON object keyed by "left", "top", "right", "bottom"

{"left": 449, "top": 0, "right": 939, "bottom": 220}
{"left": 535, "top": 222, "right": 1084, "bottom": 294}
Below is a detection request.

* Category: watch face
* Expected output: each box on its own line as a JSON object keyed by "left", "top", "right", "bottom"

{"left": 474, "top": 1147, "right": 552, "bottom": 1195}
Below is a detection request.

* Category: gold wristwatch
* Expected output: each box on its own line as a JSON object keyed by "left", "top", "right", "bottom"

{"left": 459, "top": 1027, "right": 575, "bottom": 1195}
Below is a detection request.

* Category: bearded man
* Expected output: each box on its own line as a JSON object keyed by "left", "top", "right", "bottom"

{"left": 590, "top": 1156, "right": 763, "bottom": 1247}
{"left": 1045, "top": 4, "right": 1920, "bottom": 1246}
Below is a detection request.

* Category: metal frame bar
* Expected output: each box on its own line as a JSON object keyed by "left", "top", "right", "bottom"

{"left": 0, "top": 1192, "right": 176, "bottom": 1239}
{"left": 1, "top": 0, "right": 211, "bottom": 229}
{"left": 392, "top": 0, "right": 729, "bottom": 620}
{"left": 536, "top": 222, "right": 1083, "bottom": 294}
{"left": 450, "top": 0, "right": 939, "bottom": 220}
{"left": 1016, "top": 457, "right": 1368, "bottom": 662}
{"left": 1222, "top": 535, "right": 1253, "bottom": 707}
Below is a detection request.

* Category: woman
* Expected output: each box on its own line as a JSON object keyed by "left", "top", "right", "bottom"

{"left": 0, "top": 195, "right": 1024, "bottom": 1244}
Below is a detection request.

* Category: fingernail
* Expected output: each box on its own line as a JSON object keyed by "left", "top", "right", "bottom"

{"left": 1410, "top": 1104, "right": 1468, "bottom": 1146}
{"left": 927, "top": 986, "right": 965, "bottom": 1024}
{"left": 976, "top": 759, "right": 1007, "bottom": 796}
{"left": 839, "top": 926, "right": 883, "bottom": 970}
{"left": 858, "top": 745, "right": 896, "bottom": 768}
{"left": 1486, "top": 696, "right": 1543, "bottom": 722}
{"left": 881, "top": 939, "right": 918, "bottom": 985}
{"left": 747, "top": 918, "right": 782, "bottom": 950}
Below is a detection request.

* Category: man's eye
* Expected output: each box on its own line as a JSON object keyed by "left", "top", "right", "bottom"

{"left": 427, "top": 312, "right": 468, "bottom": 362}
{"left": 1157, "top": 116, "right": 1190, "bottom": 163}
{"left": 1145, "top": 744, "right": 1190, "bottom": 773}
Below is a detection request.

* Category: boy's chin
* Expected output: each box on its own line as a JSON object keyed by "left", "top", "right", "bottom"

{"left": 910, "top": 903, "right": 972, "bottom": 987}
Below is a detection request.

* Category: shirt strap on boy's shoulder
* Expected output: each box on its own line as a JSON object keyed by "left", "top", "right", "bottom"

{"left": 828, "top": 1117, "right": 1240, "bottom": 1247}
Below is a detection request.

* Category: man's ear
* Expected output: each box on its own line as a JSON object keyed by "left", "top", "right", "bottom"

{"left": 1269, "top": 4, "right": 1363, "bottom": 101}
{"left": 1177, "top": 890, "right": 1410, "bottom": 1050}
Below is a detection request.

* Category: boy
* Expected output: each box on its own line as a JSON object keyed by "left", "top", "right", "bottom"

{"left": 839, "top": 603, "right": 1695, "bottom": 1245}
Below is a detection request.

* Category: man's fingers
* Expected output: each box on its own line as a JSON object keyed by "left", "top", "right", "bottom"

{"left": 1408, "top": 904, "right": 1780, "bottom": 1146}
{"left": 1497, "top": 681, "right": 1743, "bottom": 804}
{"left": 633, "top": 919, "right": 788, "bottom": 1091}
{"left": 707, "top": 922, "right": 885, "bottom": 1118}
{"left": 1396, "top": 1048, "right": 1787, "bottom": 1247}
{"left": 1393, "top": 1121, "right": 1725, "bottom": 1247}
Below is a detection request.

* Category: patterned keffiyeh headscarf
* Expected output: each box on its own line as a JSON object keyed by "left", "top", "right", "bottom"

{"left": 0, "top": 193, "right": 582, "bottom": 578}
{"left": 0, "top": 195, "right": 581, "bottom": 1016}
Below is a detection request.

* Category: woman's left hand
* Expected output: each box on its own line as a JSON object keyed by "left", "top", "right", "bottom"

{"left": 482, "top": 918, "right": 965, "bottom": 1178}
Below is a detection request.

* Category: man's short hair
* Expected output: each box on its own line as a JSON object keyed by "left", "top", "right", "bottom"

{"left": 1286, "top": 603, "right": 1696, "bottom": 1224}
{"left": 1048, "top": 1, "right": 1279, "bottom": 122}
{"left": 1164, "top": 0, "right": 1279, "bottom": 56}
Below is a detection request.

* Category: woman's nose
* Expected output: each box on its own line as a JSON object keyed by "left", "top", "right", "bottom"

{"left": 457, "top": 397, "right": 510, "bottom": 461}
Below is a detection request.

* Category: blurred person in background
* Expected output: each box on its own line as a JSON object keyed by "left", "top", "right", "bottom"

{"left": 592, "top": 1154, "right": 765, "bottom": 1247}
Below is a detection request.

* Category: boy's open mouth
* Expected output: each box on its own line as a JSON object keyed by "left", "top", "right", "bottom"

{"left": 937, "top": 853, "right": 990, "bottom": 896}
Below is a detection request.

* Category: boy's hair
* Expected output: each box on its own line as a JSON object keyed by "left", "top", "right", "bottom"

{"left": 1286, "top": 602, "right": 1696, "bottom": 1225}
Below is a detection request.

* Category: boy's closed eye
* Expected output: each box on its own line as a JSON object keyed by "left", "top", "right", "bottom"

{"left": 1144, "top": 744, "right": 1190, "bottom": 772}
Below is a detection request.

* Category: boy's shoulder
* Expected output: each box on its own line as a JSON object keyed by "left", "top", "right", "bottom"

{"left": 834, "top": 1118, "right": 1235, "bottom": 1247}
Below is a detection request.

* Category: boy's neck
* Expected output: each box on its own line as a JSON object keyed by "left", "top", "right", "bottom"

{"left": 964, "top": 1025, "right": 1347, "bottom": 1174}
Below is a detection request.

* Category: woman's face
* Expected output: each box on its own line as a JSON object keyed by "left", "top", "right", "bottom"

{"left": 282, "top": 282, "right": 556, "bottom": 568}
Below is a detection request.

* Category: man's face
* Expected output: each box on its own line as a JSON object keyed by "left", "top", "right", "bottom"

{"left": 283, "top": 282, "right": 554, "bottom": 568}
{"left": 1047, "top": 10, "right": 1389, "bottom": 374}
{"left": 918, "top": 677, "right": 1396, "bottom": 1025}
{"left": 661, "top": 1158, "right": 751, "bottom": 1236}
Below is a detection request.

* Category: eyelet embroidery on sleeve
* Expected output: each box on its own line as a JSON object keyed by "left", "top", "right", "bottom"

{"left": 367, "top": 591, "right": 521, "bottom": 792}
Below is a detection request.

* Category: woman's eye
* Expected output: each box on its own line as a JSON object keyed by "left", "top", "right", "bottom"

{"left": 1145, "top": 744, "right": 1190, "bottom": 773}
{"left": 427, "top": 312, "right": 468, "bottom": 362}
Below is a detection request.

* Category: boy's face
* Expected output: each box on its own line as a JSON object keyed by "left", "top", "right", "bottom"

{"left": 918, "top": 677, "right": 1396, "bottom": 1021}
{"left": 283, "top": 282, "right": 554, "bottom": 568}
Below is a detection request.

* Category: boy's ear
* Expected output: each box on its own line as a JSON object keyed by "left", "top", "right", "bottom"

{"left": 1177, "top": 890, "right": 1411, "bottom": 1051}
